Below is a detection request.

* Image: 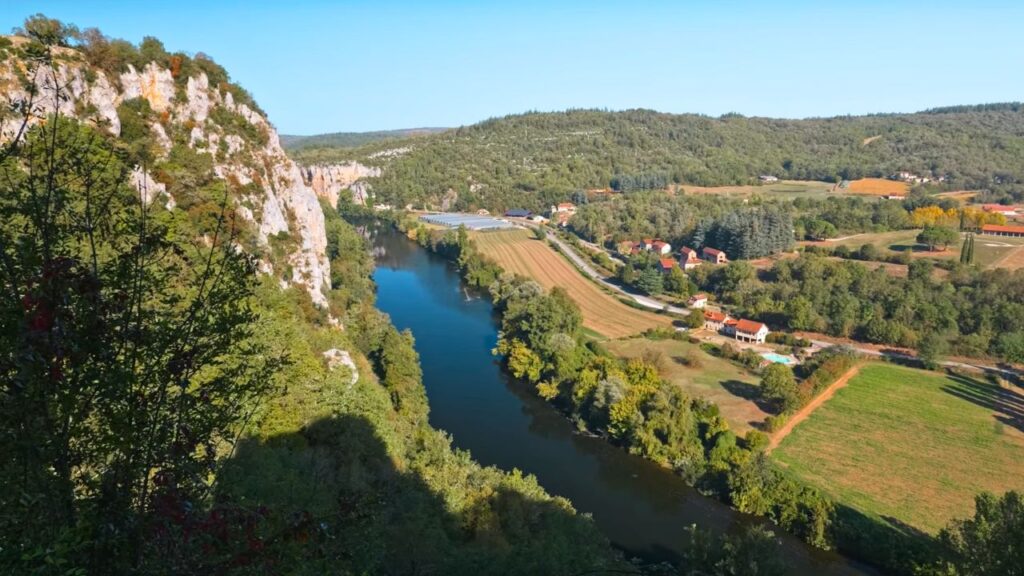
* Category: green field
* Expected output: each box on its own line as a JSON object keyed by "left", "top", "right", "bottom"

{"left": 606, "top": 337, "right": 771, "bottom": 434}
{"left": 812, "top": 229, "right": 1024, "bottom": 269}
{"left": 774, "top": 363, "right": 1024, "bottom": 534}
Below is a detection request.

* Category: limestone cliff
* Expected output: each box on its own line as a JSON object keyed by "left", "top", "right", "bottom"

{"left": 301, "top": 161, "right": 380, "bottom": 207}
{"left": 0, "top": 37, "right": 331, "bottom": 306}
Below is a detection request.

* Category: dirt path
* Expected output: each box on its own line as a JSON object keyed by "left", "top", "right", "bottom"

{"left": 767, "top": 364, "right": 862, "bottom": 452}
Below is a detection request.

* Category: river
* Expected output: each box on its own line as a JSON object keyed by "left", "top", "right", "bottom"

{"left": 368, "top": 224, "right": 873, "bottom": 575}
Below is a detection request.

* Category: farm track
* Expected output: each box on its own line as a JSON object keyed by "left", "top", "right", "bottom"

{"left": 475, "top": 231, "right": 668, "bottom": 338}
{"left": 768, "top": 364, "right": 862, "bottom": 452}
{"left": 992, "top": 246, "right": 1024, "bottom": 270}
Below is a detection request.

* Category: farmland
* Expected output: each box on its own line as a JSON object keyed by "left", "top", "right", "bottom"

{"left": 675, "top": 180, "right": 836, "bottom": 199}
{"left": 473, "top": 229, "right": 669, "bottom": 338}
{"left": 807, "top": 228, "right": 1024, "bottom": 269}
{"left": 845, "top": 178, "right": 910, "bottom": 195}
{"left": 773, "top": 363, "right": 1024, "bottom": 534}
{"left": 605, "top": 337, "right": 771, "bottom": 434}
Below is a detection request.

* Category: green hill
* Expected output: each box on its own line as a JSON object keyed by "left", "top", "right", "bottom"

{"left": 292, "top": 106, "right": 1024, "bottom": 212}
{"left": 282, "top": 127, "right": 449, "bottom": 151}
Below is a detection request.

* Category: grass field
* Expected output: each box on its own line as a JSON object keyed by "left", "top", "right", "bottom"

{"left": 846, "top": 178, "right": 910, "bottom": 195}
{"left": 605, "top": 337, "right": 771, "bottom": 433}
{"left": 774, "top": 363, "right": 1024, "bottom": 534}
{"left": 810, "top": 229, "right": 1024, "bottom": 269}
{"left": 473, "top": 229, "right": 669, "bottom": 338}
{"left": 676, "top": 180, "right": 836, "bottom": 199}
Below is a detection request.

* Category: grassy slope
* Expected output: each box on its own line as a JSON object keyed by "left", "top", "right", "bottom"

{"left": 606, "top": 337, "right": 770, "bottom": 434}
{"left": 773, "top": 363, "right": 1024, "bottom": 534}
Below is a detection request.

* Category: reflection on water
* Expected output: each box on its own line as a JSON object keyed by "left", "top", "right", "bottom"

{"left": 368, "top": 222, "right": 873, "bottom": 574}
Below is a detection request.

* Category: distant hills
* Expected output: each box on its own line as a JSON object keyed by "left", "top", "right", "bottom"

{"left": 286, "top": 104, "right": 1024, "bottom": 212}
{"left": 281, "top": 127, "right": 449, "bottom": 151}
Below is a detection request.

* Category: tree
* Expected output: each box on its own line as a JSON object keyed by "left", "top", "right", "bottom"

{"left": 0, "top": 116, "right": 279, "bottom": 571}
{"left": 917, "top": 331, "right": 949, "bottom": 369}
{"left": 760, "top": 364, "right": 802, "bottom": 412}
{"left": 664, "top": 265, "right": 691, "bottom": 296}
{"left": 636, "top": 266, "right": 664, "bottom": 295}
{"left": 938, "top": 491, "right": 1024, "bottom": 576}
{"left": 917, "top": 225, "right": 959, "bottom": 251}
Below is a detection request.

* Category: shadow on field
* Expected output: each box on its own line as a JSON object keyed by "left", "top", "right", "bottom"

{"left": 832, "top": 504, "right": 937, "bottom": 575}
{"left": 720, "top": 379, "right": 778, "bottom": 413}
{"left": 941, "top": 373, "right": 1024, "bottom": 434}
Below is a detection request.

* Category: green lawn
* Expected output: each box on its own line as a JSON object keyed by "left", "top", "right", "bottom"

{"left": 606, "top": 337, "right": 771, "bottom": 434}
{"left": 774, "top": 363, "right": 1024, "bottom": 534}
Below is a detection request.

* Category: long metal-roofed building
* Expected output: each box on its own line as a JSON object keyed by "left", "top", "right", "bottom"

{"left": 418, "top": 212, "right": 517, "bottom": 231}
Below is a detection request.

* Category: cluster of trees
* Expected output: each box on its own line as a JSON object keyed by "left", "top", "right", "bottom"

{"left": 693, "top": 206, "right": 794, "bottom": 259}
{"left": 485, "top": 273, "right": 837, "bottom": 548}
{"left": 291, "top": 106, "right": 1024, "bottom": 212}
{"left": 14, "top": 14, "right": 263, "bottom": 114}
{"left": 697, "top": 255, "right": 1024, "bottom": 364}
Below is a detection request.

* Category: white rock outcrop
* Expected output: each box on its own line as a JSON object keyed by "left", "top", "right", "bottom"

{"left": 322, "top": 348, "right": 359, "bottom": 385}
{"left": 0, "top": 46, "right": 332, "bottom": 307}
{"left": 302, "top": 162, "right": 381, "bottom": 208}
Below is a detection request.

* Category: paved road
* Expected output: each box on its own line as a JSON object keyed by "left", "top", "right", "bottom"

{"left": 513, "top": 218, "right": 1019, "bottom": 378}
{"left": 514, "top": 220, "right": 689, "bottom": 316}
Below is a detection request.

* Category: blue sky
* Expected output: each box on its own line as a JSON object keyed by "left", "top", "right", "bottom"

{"left": 4, "top": 1, "right": 1022, "bottom": 134}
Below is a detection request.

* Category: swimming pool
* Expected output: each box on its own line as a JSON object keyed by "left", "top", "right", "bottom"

{"left": 761, "top": 352, "right": 796, "bottom": 365}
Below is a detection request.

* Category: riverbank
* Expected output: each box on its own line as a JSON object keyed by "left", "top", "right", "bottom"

{"left": 372, "top": 216, "right": 892, "bottom": 573}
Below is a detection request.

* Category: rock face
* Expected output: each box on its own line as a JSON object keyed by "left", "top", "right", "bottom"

{"left": 302, "top": 162, "right": 381, "bottom": 208}
{"left": 0, "top": 43, "right": 331, "bottom": 307}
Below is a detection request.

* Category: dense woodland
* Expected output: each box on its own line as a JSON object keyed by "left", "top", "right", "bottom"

{"left": 295, "top": 107, "right": 1024, "bottom": 212}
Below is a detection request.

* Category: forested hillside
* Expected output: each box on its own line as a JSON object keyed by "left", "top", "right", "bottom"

{"left": 291, "top": 106, "right": 1024, "bottom": 212}
{"left": 282, "top": 127, "right": 448, "bottom": 151}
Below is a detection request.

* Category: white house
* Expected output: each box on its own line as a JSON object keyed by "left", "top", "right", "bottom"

{"left": 734, "top": 319, "right": 769, "bottom": 344}
{"left": 687, "top": 294, "right": 708, "bottom": 309}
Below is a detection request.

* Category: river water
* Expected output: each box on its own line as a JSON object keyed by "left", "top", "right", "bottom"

{"left": 369, "top": 224, "right": 872, "bottom": 575}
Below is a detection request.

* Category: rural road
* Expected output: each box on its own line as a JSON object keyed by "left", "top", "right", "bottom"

{"left": 514, "top": 220, "right": 689, "bottom": 316}
{"left": 511, "top": 218, "right": 1019, "bottom": 378}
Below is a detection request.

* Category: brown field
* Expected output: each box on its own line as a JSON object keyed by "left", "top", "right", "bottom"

{"left": 473, "top": 229, "right": 669, "bottom": 338}
{"left": 936, "top": 190, "right": 979, "bottom": 204}
{"left": 846, "top": 178, "right": 910, "bottom": 196}
{"left": 675, "top": 180, "right": 836, "bottom": 198}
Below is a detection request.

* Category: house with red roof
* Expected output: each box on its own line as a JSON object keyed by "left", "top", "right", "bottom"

{"left": 981, "top": 223, "right": 1024, "bottom": 237}
{"left": 733, "top": 319, "right": 769, "bottom": 344}
{"left": 657, "top": 258, "right": 677, "bottom": 273}
{"left": 651, "top": 240, "right": 672, "bottom": 255}
{"left": 702, "top": 247, "right": 727, "bottom": 264}
{"left": 687, "top": 294, "right": 708, "bottom": 309}
{"left": 703, "top": 310, "right": 731, "bottom": 332}
{"left": 679, "top": 247, "right": 701, "bottom": 270}
{"left": 981, "top": 204, "right": 1019, "bottom": 216}
{"left": 550, "top": 202, "right": 577, "bottom": 215}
